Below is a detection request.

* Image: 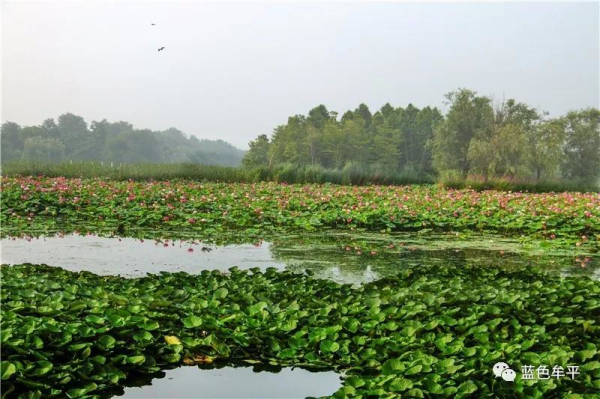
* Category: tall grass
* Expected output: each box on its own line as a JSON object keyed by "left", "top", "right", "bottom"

{"left": 1, "top": 161, "right": 254, "bottom": 182}
{"left": 0, "top": 161, "right": 434, "bottom": 186}
{"left": 438, "top": 172, "right": 599, "bottom": 193}
{"left": 2, "top": 161, "right": 597, "bottom": 192}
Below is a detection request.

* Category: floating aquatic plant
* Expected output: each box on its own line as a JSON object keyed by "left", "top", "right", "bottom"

{"left": 2, "top": 263, "right": 599, "bottom": 398}
{"left": 1, "top": 178, "right": 598, "bottom": 249}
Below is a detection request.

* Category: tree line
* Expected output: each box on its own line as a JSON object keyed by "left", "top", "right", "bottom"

{"left": 243, "top": 89, "right": 600, "bottom": 184}
{"left": 1, "top": 113, "right": 246, "bottom": 167}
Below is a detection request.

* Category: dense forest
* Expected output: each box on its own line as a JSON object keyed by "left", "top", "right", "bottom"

{"left": 0, "top": 114, "right": 246, "bottom": 167}
{"left": 2, "top": 89, "right": 599, "bottom": 186}
{"left": 243, "top": 89, "right": 600, "bottom": 184}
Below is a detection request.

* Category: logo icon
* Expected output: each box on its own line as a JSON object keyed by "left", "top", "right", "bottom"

{"left": 501, "top": 368, "right": 516, "bottom": 382}
{"left": 493, "top": 362, "right": 516, "bottom": 382}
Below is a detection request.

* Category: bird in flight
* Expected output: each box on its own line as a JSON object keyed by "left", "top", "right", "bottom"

{"left": 158, "top": 47, "right": 165, "bottom": 52}
{"left": 151, "top": 23, "right": 156, "bottom": 25}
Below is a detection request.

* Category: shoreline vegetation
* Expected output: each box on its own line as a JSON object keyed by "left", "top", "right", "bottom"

{"left": 2, "top": 89, "right": 599, "bottom": 194}
{"left": 2, "top": 161, "right": 598, "bottom": 193}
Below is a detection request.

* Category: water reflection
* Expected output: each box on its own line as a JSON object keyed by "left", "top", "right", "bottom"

{"left": 0, "top": 235, "right": 285, "bottom": 277}
{"left": 1, "top": 233, "right": 598, "bottom": 283}
{"left": 117, "top": 365, "right": 341, "bottom": 399}
{"left": 270, "top": 232, "right": 599, "bottom": 281}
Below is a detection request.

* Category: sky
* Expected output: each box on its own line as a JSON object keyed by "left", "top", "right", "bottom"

{"left": 2, "top": 1, "right": 599, "bottom": 149}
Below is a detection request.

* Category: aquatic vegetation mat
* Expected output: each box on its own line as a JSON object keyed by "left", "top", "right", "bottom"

{"left": 1, "top": 264, "right": 599, "bottom": 398}
{"left": 2, "top": 178, "right": 599, "bottom": 249}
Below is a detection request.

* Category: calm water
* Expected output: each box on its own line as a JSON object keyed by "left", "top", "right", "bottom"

{"left": 1, "top": 233, "right": 598, "bottom": 282}
{"left": 0, "top": 235, "right": 284, "bottom": 277}
{"left": 118, "top": 366, "right": 341, "bottom": 399}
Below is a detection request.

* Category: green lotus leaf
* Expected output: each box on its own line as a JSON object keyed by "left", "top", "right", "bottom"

{"left": 0, "top": 361, "right": 16, "bottom": 380}
{"left": 279, "top": 319, "right": 298, "bottom": 332}
{"left": 212, "top": 287, "right": 229, "bottom": 299}
{"left": 405, "top": 364, "right": 423, "bottom": 375}
{"left": 182, "top": 316, "right": 203, "bottom": 329}
{"left": 66, "top": 382, "right": 97, "bottom": 398}
{"left": 320, "top": 340, "right": 340, "bottom": 354}
{"left": 364, "top": 297, "right": 381, "bottom": 308}
{"left": 162, "top": 353, "right": 181, "bottom": 363}
{"left": 278, "top": 348, "right": 296, "bottom": 359}
{"left": 456, "top": 380, "right": 478, "bottom": 395}
{"left": 406, "top": 388, "right": 425, "bottom": 398}
{"left": 29, "top": 361, "right": 52, "bottom": 377}
{"left": 343, "top": 318, "right": 360, "bottom": 333}
{"left": 425, "top": 380, "right": 444, "bottom": 394}
{"left": 138, "top": 320, "right": 160, "bottom": 331}
{"left": 106, "top": 314, "right": 126, "bottom": 327}
{"left": 382, "top": 359, "right": 405, "bottom": 375}
{"left": 581, "top": 361, "right": 600, "bottom": 371}
{"left": 96, "top": 335, "right": 116, "bottom": 351}
{"left": 133, "top": 331, "right": 154, "bottom": 343}
{"left": 84, "top": 315, "right": 105, "bottom": 326}
{"left": 126, "top": 355, "right": 146, "bottom": 365}
{"left": 344, "top": 376, "right": 365, "bottom": 388}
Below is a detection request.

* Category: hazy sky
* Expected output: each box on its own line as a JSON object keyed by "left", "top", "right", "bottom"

{"left": 2, "top": 1, "right": 599, "bottom": 149}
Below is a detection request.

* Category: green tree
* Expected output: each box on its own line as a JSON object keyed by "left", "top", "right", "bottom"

{"left": 242, "top": 134, "right": 271, "bottom": 167}
{"left": 321, "top": 120, "right": 344, "bottom": 168}
{"left": 2, "top": 114, "right": 245, "bottom": 166}
{"left": 268, "top": 116, "right": 311, "bottom": 166}
{"left": 22, "top": 136, "right": 65, "bottom": 162}
{"left": 369, "top": 112, "right": 399, "bottom": 170}
{"left": 415, "top": 107, "right": 443, "bottom": 174}
{"left": 467, "top": 99, "right": 536, "bottom": 178}
{"left": 21, "top": 126, "right": 45, "bottom": 141}
{"left": 354, "top": 104, "right": 372, "bottom": 128}
{"left": 340, "top": 114, "right": 369, "bottom": 165}
{"left": 40, "top": 118, "right": 60, "bottom": 139}
{"left": 57, "top": 113, "right": 89, "bottom": 156}
{"left": 0, "top": 122, "right": 24, "bottom": 161}
{"left": 56, "top": 113, "right": 104, "bottom": 160}
{"left": 432, "top": 89, "right": 494, "bottom": 176}
{"left": 562, "top": 108, "right": 600, "bottom": 182}
{"left": 527, "top": 118, "right": 565, "bottom": 180}
{"left": 397, "top": 104, "right": 420, "bottom": 170}
{"left": 491, "top": 123, "right": 530, "bottom": 177}
{"left": 307, "top": 105, "right": 331, "bottom": 129}
{"left": 306, "top": 105, "right": 333, "bottom": 166}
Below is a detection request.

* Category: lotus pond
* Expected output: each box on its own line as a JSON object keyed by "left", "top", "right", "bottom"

{"left": 2, "top": 262, "right": 600, "bottom": 398}
{"left": 2, "top": 177, "right": 599, "bottom": 250}
{"left": 1, "top": 177, "right": 600, "bottom": 398}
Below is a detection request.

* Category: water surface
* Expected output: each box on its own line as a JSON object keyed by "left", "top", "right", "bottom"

{"left": 1, "top": 233, "right": 598, "bottom": 283}
{"left": 119, "top": 366, "right": 341, "bottom": 399}
{"left": 1, "top": 235, "right": 284, "bottom": 277}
